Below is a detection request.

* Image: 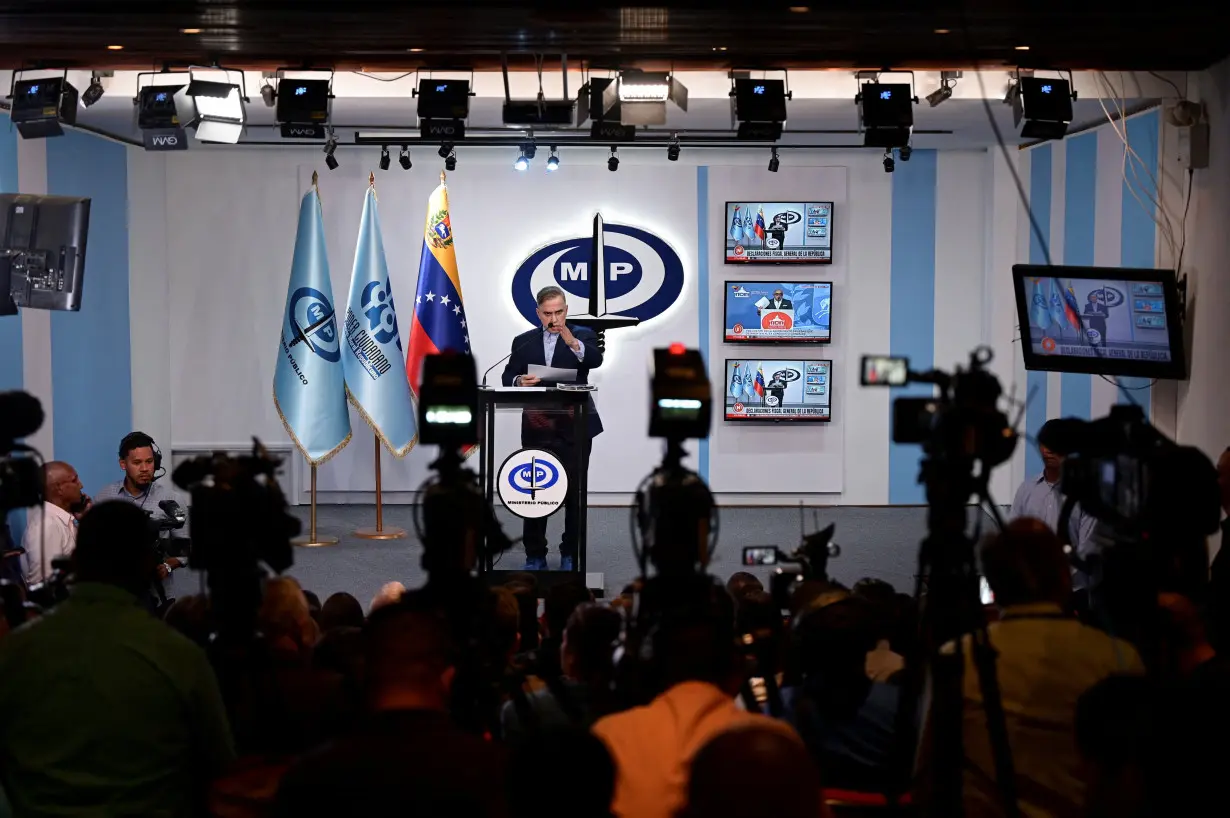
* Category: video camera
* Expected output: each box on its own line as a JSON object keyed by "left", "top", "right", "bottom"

{"left": 414, "top": 352, "right": 512, "bottom": 577}
{"left": 0, "top": 391, "right": 45, "bottom": 514}
{"left": 742, "top": 515, "right": 842, "bottom": 612}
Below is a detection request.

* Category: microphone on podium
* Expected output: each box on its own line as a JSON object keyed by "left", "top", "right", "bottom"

{"left": 481, "top": 326, "right": 547, "bottom": 388}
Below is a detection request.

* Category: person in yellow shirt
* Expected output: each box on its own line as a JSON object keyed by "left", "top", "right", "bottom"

{"left": 916, "top": 518, "right": 1143, "bottom": 818}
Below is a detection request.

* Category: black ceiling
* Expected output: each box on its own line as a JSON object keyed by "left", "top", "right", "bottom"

{"left": 0, "top": 1, "right": 1224, "bottom": 72}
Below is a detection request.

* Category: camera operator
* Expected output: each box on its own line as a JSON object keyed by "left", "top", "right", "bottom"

{"left": 1009, "top": 419, "right": 1096, "bottom": 600}
{"left": 1209, "top": 447, "right": 1230, "bottom": 651}
{"left": 21, "top": 461, "right": 89, "bottom": 587}
{"left": 0, "top": 501, "right": 234, "bottom": 817}
{"left": 98, "top": 432, "right": 189, "bottom": 583}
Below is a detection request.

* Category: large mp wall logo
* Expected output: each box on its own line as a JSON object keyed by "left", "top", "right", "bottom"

{"left": 510, "top": 212, "right": 685, "bottom": 333}
{"left": 497, "top": 448, "right": 569, "bottom": 519}
{"left": 285, "top": 287, "right": 341, "bottom": 363}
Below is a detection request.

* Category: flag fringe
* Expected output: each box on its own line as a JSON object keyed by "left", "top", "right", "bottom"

{"left": 273, "top": 387, "right": 352, "bottom": 466}
{"left": 345, "top": 383, "right": 417, "bottom": 458}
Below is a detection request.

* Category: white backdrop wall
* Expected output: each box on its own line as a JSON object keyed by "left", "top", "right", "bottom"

{"left": 126, "top": 144, "right": 998, "bottom": 505}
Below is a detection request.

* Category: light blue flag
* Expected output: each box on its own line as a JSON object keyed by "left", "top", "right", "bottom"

{"left": 1029, "top": 278, "right": 1052, "bottom": 331}
{"left": 340, "top": 183, "right": 417, "bottom": 456}
{"left": 729, "top": 205, "right": 744, "bottom": 243}
{"left": 729, "top": 361, "right": 743, "bottom": 398}
{"left": 274, "top": 183, "right": 351, "bottom": 464}
{"left": 1047, "top": 278, "right": 1069, "bottom": 333}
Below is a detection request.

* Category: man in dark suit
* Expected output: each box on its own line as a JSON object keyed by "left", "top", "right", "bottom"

{"left": 758, "top": 288, "right": 793, "bottom": 315}
{"left": 501, "top": 286, "right": 603, "bottom": 571}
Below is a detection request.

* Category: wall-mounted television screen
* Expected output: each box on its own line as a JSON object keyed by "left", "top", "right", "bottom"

{"left": 724, "top": 359, "right": 832, "bottom": 422}
{"left": 724, "top": 280, "right": 831, "bottom": 343}
{"left": 725, "top": 201, "right": 833, "bottom": 264}
{"left": 1012, "top": 264, "right": 1186, "bottom": 380}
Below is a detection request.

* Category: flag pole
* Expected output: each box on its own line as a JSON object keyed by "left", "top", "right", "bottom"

{"left": 292, "top": 462, "right": 339, "bottom": 547}
{"left": 354, "top": 433, "right": 407, "bottom": 539}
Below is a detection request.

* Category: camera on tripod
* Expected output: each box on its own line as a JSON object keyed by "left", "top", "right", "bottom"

{"left": 0, "top": 391, "right": 45, "bottom": 514}
{"left": 742, "top": 520, "right": 841, "bottom": 613}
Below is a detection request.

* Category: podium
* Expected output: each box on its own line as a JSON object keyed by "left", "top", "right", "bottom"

{"left": 477, "top": 386, "right": 595, "bottom": 591}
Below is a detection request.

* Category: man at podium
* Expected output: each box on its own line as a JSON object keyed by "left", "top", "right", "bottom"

{"left": 502, "top": 286, "right": 603, "bottom": 571}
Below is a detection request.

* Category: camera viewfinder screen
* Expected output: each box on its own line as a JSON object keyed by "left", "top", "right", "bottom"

{"left": 725, "top": 202, "right": 833, "bottom": 264}
{"left": 725, "top": 359, "right": 832, "bottom": 422}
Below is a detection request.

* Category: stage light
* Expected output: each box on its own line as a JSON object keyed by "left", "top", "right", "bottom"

{"left": 324, "top": 132, "right": 339, "bottom": 170}
{"left": 619, "top": 71, "right": 670, "bottom": 102}
{"left": 438, "top": 142, "right": 453, "bottom": 159}
{"left": 858, "top": 82, "right": 914, "bottom": 148}
{"left": 883, "top": 151, "right": 895, "bottom": 173}
{"left": 379, "top": 145, "right": 390, "bottom": 171}
{"left": 926, "top": 71, "right": 962, "bottom": 108}
{"left": 607, "top": 147, "right": 619, "bottom": 172}
{"left": 899, "top": 144, "right": 912, "bottom": 161}
{"left": 514, "top": 152, "right": 529, "bottom": 171}
{"left": 399, "top": 146, "right": 411, "bottom": 170}
{"left": 176, "top": 78, "right": 245, "bottom": 144}
{"left": 734, "top": 78, "right": 788, "bottom": 140}
{"left": 667, "top": 133, "right": 680, "bottom": 161}
{"left": 1012, "top": 75, "right": 1074, "bottom": 141}
{"left": 11, "top": 77, "right": 78, "bottom": 138}
{"left": 767, "top": 147, "right": 780, "bottom": 173}
{"left": 444, "top": 149, "right": 457, "bottom": 172}
{"left": 260, "top": 83, "right": 276, "bottom": 108}
{"left": 82, "top": 73, "right": 106, "bottom": 107}
{"left": 546, "top": 146, "right": 560, "bottom": 172}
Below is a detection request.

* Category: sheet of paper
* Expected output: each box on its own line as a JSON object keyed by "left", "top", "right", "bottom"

{"left": 527, "top": 364, "right": 578, "bottom": 382}
{"left": 754, "top": 296, "right": 771, "bottom": 309}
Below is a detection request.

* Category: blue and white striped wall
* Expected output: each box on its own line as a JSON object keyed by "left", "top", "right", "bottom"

{"left": 1016, "top": 109, "right": 1161, "bottom": 479}
{"left": 1, "top": 116, "right": 133, "bottom": 540}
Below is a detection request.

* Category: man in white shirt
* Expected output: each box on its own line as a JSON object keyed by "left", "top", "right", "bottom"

{"left": 22, "top": 462, "right": 88, "bottom": 586}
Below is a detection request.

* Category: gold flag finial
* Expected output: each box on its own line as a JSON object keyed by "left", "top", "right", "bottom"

{"left": 311, "top": 170, "right": 318, "bottom": 187}
{"left": 440, "top": 170, "right": 446, "bottom": 184}
{"left": 368, "top": 171, "right": 375, "bottom": 186}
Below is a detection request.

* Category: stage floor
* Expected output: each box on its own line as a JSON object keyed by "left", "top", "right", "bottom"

{"left": 170, "top": 503, "right": 934, "bottom": 605}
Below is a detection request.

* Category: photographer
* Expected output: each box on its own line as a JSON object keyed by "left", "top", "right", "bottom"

{"left": 0, "top": 502, "right": 233, "bottom": 817}
{"left": 1009, "top": 419, "right": 1096, "bottom": 596}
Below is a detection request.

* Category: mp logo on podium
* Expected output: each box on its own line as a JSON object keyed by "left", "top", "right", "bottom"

{"left": 510, "top": 213, "right": 685, "bottom": 330}
{"left": 498, "top": 448, "right": 569, "bottom": 519}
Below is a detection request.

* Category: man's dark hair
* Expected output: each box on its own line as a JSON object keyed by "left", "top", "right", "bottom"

{"left": 320, "top": 591, "right": 364, "bottom": 631}
{"left": 1036, "top": 418, "right": 1079, "bottom": 455}
{"left": 545, "top": 578, "right": 593, "bottom": 639}
{"left": 791, "top": 596, "right": 879, "bottom": 715}
{"left": 507, "top": 728, "right": 615, "bottom": 818}
{"left": 980, "top": 518, "right": 1071, "bottom": 607}
{"left": 650, "top": 585, "right": 738, "bottom": 689}
{"left": 726, "top": 571, "right": 764, "bottom": 602}
{"left": 118, "top": 431, "right": 156, "bottom": 460}
{"left": 363, "top": 601, "right": 455, "bottom": 691}
{"left": 686, "top": 725, "right": 819, "bottom": 818}
{"left": 564, "top": 602, "right": 622, "bottom": 682}
{"left": 74, "top": 501, "right": 158, "bottom": 593}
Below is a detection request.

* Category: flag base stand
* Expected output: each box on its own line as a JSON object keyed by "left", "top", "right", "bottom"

{"left": 293, "top": 463, "right": 341, "bottom": 548}
{"left": 354, "top": 434, "right": 407, "bottom": 540}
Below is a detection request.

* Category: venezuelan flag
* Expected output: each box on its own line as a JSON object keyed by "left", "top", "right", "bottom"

{"left": 406, "top": 178, "right": 470, "bottom": 399}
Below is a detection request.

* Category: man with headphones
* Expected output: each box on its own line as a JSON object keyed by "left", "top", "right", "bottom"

{"left": 97, "top": 432, "right": 187, "bottom": 582}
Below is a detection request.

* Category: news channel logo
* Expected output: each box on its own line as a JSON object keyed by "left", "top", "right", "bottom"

{"left": 286, "top": 287, "right": 341, "bottom": 363}
{"left": 497, "top": 448, "right": 569, "bottom": 519}
{"left": 510, "top": 219, "right": 685, "bottom": 327}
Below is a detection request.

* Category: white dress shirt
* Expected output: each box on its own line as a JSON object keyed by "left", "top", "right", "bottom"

{"left": 22, "top": 502, "right": 76, "bottom": 585}
{"left": 516, "top": 328, "right": 585, "bottom": 385}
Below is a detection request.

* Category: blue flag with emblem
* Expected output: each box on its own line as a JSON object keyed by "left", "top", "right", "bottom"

{"left": 340, "top": 179, "right": 417, "bottom": 457}
{"left": 273, "top": 180, "right": 351, "bottom": 464}
{"left": 1030, "top": 278, "right": 1052, "bottom": 331}
{"left": 729, "top": 361, "right": 743, "bottom": 398}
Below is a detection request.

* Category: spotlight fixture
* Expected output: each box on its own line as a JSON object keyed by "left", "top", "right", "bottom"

{"left": 883, "top": 151, "right": 895, "bottom": 173}
{"left": 260, "top": 83, "right": 276, "bottom": 108}
{"left": 444, "top": 149, "right": 457, "bottom": 172}
{"left": 11, "top": 76, "right": 78, "bottom": 138}
{"left": 734, "top": 78, "right": 789, "bottom": 140}
{"left": 399, "top": 146, "right": 412, "bottom": 170}
{"left": 899, "top": 144, "right": 912, "bottom": 161}
{"left": 82, "top": 73, "right": 106, "bottom": 107}
{"left": 514, "top": 152, "right": 529, "bottom": 171}
{"left": 379, "top": 145, "right": 390, "bottom": 171}
{"left": 324, "top": 131, "right": 339, "bottom": 170}
{"left": 546, "top": 145, "right": 560, "bottom": 172}
{"left": 514, "top": 140, "right": 536, "bottom": 170}
{"left": 607, "top": 147, "right": 619, "bottom": 172}
{"left": 438, "top": 142, "right": 454, "bottom": 159}
{"left": 926, "top": 71, "right": 962, "bottom": 108}
{"left": 767, "top": 147, "right": 780, "bottom": 173}
{"left": 667, "top": 133, "right": 680, "bottom": 162}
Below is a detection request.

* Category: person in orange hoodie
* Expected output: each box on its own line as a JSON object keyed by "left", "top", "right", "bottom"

{"left": 592, "top": 583, "right": 800, "bottom": 818}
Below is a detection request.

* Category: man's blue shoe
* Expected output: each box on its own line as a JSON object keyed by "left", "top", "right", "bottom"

{"left": 560, "top": 555, "right": 575, "bottom": 572}
{"left": 524, "top": 556, "right": 548, "bottom": 571}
